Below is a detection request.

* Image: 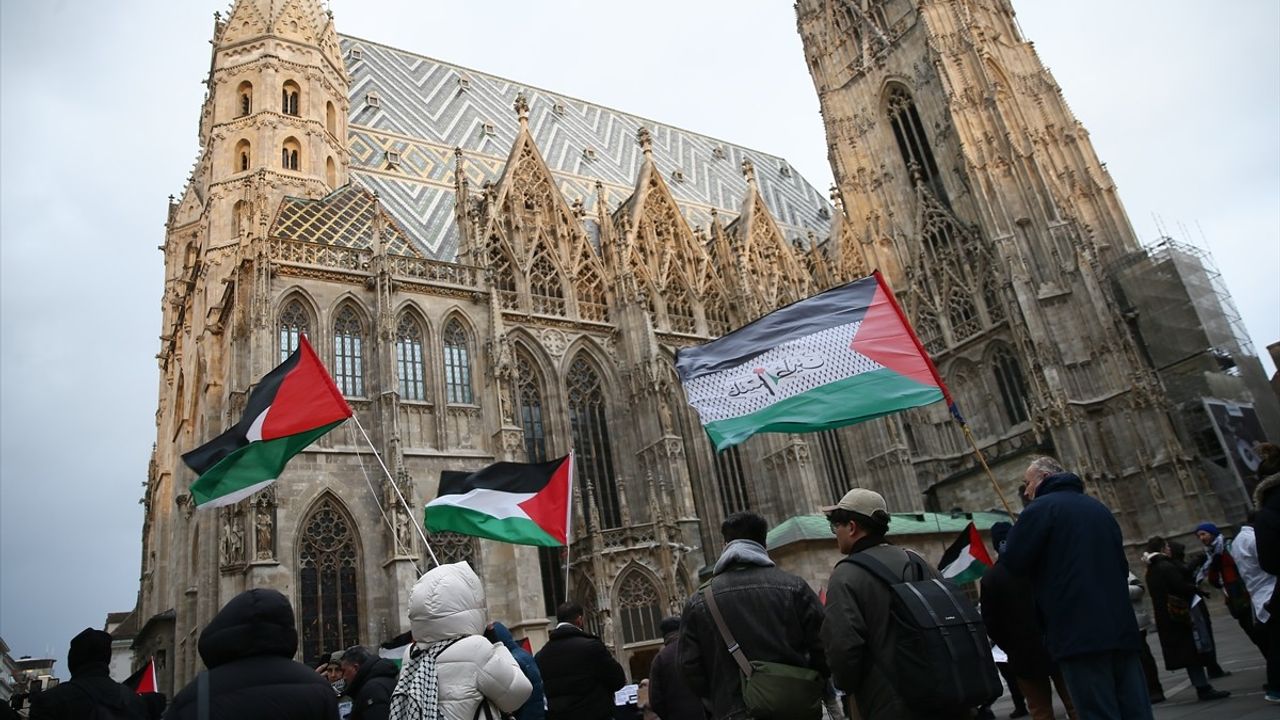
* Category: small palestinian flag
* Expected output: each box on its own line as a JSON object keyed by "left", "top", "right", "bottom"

{"left": 939, "top": 522, "right": 994, "bottom": 585}
{"left": 125, "top": 657, "right": 157, "bottom": 694}
{"left": 675, "top": 271, "right": 951, "bottom": 451}
{"left": 183, "top": 336, "right": 351, "bottom": 508}
{"left": 426, "top": 454, "right": 573, "bottom": 547}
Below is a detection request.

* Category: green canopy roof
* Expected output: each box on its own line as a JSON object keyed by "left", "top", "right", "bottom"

{"left": 767, "top": 511, "right": 1013, "bottom": 551}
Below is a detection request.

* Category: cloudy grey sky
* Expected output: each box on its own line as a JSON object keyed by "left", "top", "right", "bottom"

{"left": 2, "top": 1, "right": 1276, "bottom": 674}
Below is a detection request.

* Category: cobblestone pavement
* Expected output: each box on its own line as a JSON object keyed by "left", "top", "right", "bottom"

{"left": 985, "top": 601, "right": 1277, "bottom": 719}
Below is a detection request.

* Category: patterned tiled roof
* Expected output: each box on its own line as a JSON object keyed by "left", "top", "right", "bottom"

{"left": 273, "top": 184, "right": 419, "bottom": 256}
{"left": 340, "top": 35, "right": 833, "bottom": 260}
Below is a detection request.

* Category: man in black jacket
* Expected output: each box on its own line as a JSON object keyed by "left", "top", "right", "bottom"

{"left": 1000, "top": 457, "right": 1151, "bottom": 720}
{"left": 535, "top": 601, "right": 627, "bottom": 720}
{"left": 166, "top": 588, "right": 339, "bottom": 720}
{"left": 29, "top": 628, "right": 146, "bottom": 720}
{"left": 680, "top": 511, "right": 827, "bottom": 720}
{"left": 648, "top": 616, "right": 705, "bottom": 720}
{"left": 340, "top": 646, "right": 398, "bottom": 720}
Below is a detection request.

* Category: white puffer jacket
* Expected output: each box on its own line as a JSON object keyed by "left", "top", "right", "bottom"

{"left": 397, "top": 561, "right": 532, "bottom": 720}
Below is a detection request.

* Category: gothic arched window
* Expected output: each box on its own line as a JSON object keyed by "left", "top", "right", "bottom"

{"left": 516, "top": 350, "right": 547, "bottom": 463}
{"left": 278, "top": 299, "right": 309, "bottom": 363}
{"left": 333, "top": 306, "right": 364, "bottom": 397}
{"left": 567, "top": 354, "right": 620, "bottom": 528}
{"left": 298, "top": 496, "right": 360, "bottom": 666}
{"left": 442, "top": 319, "right": 473, "bottom": 404}
{"left": 281, "top": 137, "right": 301, "bottom": 171}
{"left": 705, "top": 294, "right": 731, "bottom": 336}
{"left": 992, "top": 348, "right": 1030, "bottom": 425}
{"left": 617, "top": 571, "right": 663, "bottom": 645}
{"left": 529, "top": 251, "right": 566, "bottom": 316}
{"left": 326, "top": 101, "right": 337, "bottom": 136}
{"left": 235, "top": 139, "right": 251, "bottom": 173}
{"left": 714, "top": 444, "right": 750, "bottom": 516}
{"left": 816, "top": 430, "right": 851, "bottom": 502}
{"left": 426, "top": 530, "right": 477, "bottom": 568}
{"left": 983, "top": 275, "right": 1006, "bottom": 324}
{"left": 282, "top": 80, "right": 300, "bottom": 116}
{"left": 885, "top": 85, "right": 946, "bottom": 202}
{"left": 237, "top": 81, "right": 253, "bottom": 117}
{"left": 395, "top": 314, "right": 426, "bottom": 401}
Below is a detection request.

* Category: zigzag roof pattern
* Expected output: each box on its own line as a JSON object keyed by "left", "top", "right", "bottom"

{"left": 273, "top": 184, "right": 419, "bottom": 256}
{"left": 339, "top": 35, "right": 834, "bottom": 261}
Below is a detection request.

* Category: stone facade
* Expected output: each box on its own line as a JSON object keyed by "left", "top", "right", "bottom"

{"left": 134, "top": 0, "right": 1270, "bottom": 695}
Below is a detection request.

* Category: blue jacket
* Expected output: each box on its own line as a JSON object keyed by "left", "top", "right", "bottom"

{"left": 490, "top": 622, "right": 546, "bottom": 720}
{"left": 1000, "top": 472, "right": 1140, "bottom": 661}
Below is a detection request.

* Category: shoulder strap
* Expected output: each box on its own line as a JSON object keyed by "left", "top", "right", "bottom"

{"left": 701, "top": 583, "right": 754, "bottom": 678}
{"left": 842, "top": 548, "right": 926, "bottom": 586}
{"left": 197, "top": 670, "right": 210, "bottom": 720}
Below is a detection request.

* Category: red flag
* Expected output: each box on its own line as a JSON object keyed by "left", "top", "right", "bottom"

{"left": 127, "top": 657, "right": 157, "bottom": 694}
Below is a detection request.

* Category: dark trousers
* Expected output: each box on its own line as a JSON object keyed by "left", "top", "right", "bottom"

{"left": 1137, "top": 631, "right": 1163, "bottom": 697}
{"left": 1015, "top": 671, "right": 1076, "bottom": 720}
{"left": 996, "top": 662, "right": 1026, "bottom": 710}
{"left": 1267, "top": 610, "right": 1280, "bottom": 692}
{"left": 1058, "top": 650, "right": 1153, "bottom": 720}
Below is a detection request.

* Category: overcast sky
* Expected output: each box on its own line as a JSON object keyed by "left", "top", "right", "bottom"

{"left": 2, "top": 1, "right": 1276, "bottom": 675}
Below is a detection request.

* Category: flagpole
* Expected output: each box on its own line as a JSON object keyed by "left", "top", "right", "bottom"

{"left": 350, "top": 424, "right": 422, "bottom": 575}
{"left": 350, "top": 414, "right": 441, "bottom": 567}
{"left": 957, "top": 420, "right": 1018, "bottom": 520}
{"left": 563, "top": 450, "right": 574, "bottom": 605}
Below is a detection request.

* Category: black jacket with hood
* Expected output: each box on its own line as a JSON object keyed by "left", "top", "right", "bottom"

{"left": 164, "top": 588, "right": 339, "bottom": 720}
{"left": 29, "top": 662, "right": 146, "bottom": 720}
{"left": 345, "top": 656, "right": 398, "bottom": 720}
{"left": 534, "top": 622, "right": 625, "bottom": 720}
{"left": 679, "top": 539, "right": 827, "bottom": 720}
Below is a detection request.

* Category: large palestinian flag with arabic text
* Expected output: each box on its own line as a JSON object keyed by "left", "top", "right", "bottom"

{"left": 675, "top": 271, "right": 950, "bottom": 451}
{"left": 426, "top": 455, "right": 573, "bottom": 547}
{"left": 182, "top": 336, "right": 352, "bottom": 508}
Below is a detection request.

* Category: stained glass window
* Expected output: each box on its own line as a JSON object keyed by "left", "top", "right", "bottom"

{"left": 443, "top": 319, "right": 473, "bottom": 404}
{"left": 333, "top": 306, "right": 364, "bottom": 397}
{"left": 298, "top": 496, "right": 360, "bottom": 666}
{"left": 279, "top": 299, "right": 309, "bottom": 363}
{"left": 567, "top": 354, "right": 620, "bottom": 528}
{"left": 396, "top": 314, "right": 426, "bottom": 401}
{"left": 618, "top": 572, "right": 663, "bottom": 645}
{"left": 714, "top": 444, "right": 750, "bottom": 516}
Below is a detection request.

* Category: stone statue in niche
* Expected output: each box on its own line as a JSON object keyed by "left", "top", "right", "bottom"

{"left": 255, "top": 506, "right": 274, "bottom": 561}
{"left": 499, "top": 377, "right": 517, "bottom": 426}
{"left": 220, "top": 506, "right": 245, "bottom": 568}
{"left": 394, "top": 510, "right": 414, "bottom": 557}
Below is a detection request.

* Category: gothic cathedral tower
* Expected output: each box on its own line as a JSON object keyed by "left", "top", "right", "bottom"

{"left": 795, "top": 0, "right": 1218, "bottom": 538}
{"left": 142, "top": 0, "right": 352, "bottom": 689}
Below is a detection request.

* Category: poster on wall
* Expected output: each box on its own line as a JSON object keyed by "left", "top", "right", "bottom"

{"left": 1203, "top": 399, "right": 1267, "bottom": 496}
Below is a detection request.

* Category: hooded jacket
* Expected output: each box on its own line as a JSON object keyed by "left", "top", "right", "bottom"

{"left": 680, "top": 540, "right": 827, "bottom": 720}
{"left": 489, "top": 622, "right": 545, "bottom": 720}
{"left": 1000, "top": 472, "right": 1141, "bottom": 661}
{"left": 395, "top": 562, "right": 531, "bottom": 720}
{"left": 165, "top": 588, "right": 338, "bottom": 720}
{"left": 29, "top": 661, "right": 147, "bottom": 720}
{"left": 648, "top": 631, "right": 705, "bottom": 720}
{"left": 346, "top": 656, "right": 399, "bottom": 720}
{"left": 534, "top": 623, "right": 626, "bottom": 720}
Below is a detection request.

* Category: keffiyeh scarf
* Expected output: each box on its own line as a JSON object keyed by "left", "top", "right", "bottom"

{"left": 1195, "top": 534, "right": 1225, "bottom": 584}
{"left": 389, "top": 637, "right": 461, "bottom": 720}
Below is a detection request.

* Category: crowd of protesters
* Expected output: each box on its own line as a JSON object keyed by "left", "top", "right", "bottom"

{"left": 18, "top": 449, "right": 1280, "bottom": 720}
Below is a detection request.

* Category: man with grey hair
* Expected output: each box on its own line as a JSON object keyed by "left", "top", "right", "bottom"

{"left": 1001, "top": 457, "right": 1152, "bottom": 720}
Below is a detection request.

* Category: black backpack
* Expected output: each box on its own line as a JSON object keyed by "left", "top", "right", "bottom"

{"left": 842, "top": 550, "right": 1001, "bottom": 713}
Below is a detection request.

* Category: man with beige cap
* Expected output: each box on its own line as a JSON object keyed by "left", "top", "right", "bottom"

{"left": 820, "top": 488, "right": 974, "bottom": 720}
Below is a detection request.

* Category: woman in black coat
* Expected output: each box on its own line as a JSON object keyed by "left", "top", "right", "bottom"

{"left": 1142, "top": 538, "right": 1229, "bottom": 701}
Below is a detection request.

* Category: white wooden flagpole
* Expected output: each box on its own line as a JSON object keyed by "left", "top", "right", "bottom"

{"left": 562, "top": 450, "right": 575, "bottom": 604}
{"left": 350, "top": 414, "right": 441, "bottom": 567}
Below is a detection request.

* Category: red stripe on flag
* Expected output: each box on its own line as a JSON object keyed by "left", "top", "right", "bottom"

{"left": 135, "top": 658, "right": 157, "bottom": 695}
{"left": 854, "top": 270, "right": 955, "bottom": 406}
{"left": 261, "top": 336, "right": 353, "bottom": 440}
{"left": 968, "top": 523, "right": 994, "bottom": 567}
{"left": 517, "top": 455, "right": 572, "bottom": 545}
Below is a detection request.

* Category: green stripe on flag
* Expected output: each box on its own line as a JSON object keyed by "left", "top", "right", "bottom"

{"left": 190, "top": 420, "right": 344, "bottom": 507}
{"left": 425, "top": 504, "right": 561, "bottom": 547}
{"left": 703, "top": 368, "right": 943, "bottom": 451}
{"left": 947, "top": 563, "right": 987, "bottom": 586}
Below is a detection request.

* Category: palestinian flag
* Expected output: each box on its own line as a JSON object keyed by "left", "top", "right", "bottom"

{"left": 125, "top": 657, "right": 157, "bottom": 694}
{"left": 675, "top": 271, "right": 951, "bottom": 450}
{"left": 182, "top": 336, "right": 351, "bottom": 508}
{"left": 939, "top": 522, "right": 994, "bottom": 585}
{"left": 425, "top": 454, "right": 573, "bottom": 547}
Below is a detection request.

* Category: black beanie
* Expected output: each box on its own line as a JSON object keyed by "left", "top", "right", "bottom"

{"left": 68, "top": 628, "right": 113, "bottom": 673}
